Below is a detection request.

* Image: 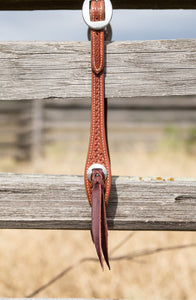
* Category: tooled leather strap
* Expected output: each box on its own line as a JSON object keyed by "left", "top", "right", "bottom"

{"left": 84, "top": 0, "right": 111, "bottom": 269}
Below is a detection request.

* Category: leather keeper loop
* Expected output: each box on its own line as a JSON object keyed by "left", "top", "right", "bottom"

{"left": 91, "top": 1, "right": 104, "bottom": 74}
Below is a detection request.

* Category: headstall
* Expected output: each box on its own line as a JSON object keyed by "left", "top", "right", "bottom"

{"left": 82, "top": 0, "right": 113, "bottom": 270}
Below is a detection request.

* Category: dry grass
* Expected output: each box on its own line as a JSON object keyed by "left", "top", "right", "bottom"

{"left": 0, "top": 143, "right": 196, "bottom": 299}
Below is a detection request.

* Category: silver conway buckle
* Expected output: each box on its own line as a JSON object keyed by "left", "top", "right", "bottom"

{"left": 82, "top": 0, "right": 113, "bottom": 30}
{"left": 87, "top": 164, "right": 108, "bottom": 182}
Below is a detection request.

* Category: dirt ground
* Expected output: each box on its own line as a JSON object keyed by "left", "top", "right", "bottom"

{"left": 0, "top": 143, "right": 196, "bottom": 299}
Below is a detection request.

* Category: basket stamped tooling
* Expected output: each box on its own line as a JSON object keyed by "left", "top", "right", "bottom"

{"left": 82, "top": 0, "right": 113, "bottom": 269}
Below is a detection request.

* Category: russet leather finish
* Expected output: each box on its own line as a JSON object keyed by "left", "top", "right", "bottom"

{"left": 84, "top": 0, "right": 111, "bottom": 269}
{"left": 84, "top": 0, "right": 111, "bottom": 206}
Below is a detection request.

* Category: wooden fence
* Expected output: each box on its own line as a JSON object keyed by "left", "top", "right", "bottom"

{"left": 0, "top": 37, "right": 196, "bottom": 232}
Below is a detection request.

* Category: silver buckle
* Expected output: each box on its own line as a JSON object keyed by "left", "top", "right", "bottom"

{"left": 82, "top": 0, "right": 113, "bottom": 30}
{"left": 87, "top": 163, "right": 108, "bottom": 182}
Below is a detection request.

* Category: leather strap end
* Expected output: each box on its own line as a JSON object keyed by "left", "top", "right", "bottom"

{"left": 91, "top": 169, "right": 110, "bottom": 270}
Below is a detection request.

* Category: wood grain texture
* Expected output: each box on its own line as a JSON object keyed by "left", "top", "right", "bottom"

{"left": 0, "top": 0, "right": 195, "bottom": 10}
{"left": 0, "top": 173, "right": 196, "bottom": 230}
{"left": 0, "top": 40, "right": 196, "bottom": 100}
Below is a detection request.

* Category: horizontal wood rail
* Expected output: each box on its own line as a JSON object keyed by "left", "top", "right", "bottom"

{"left": 0, "top": 0, "right": 195, "bottom": 10}
{"left": 0, "top": 39, "right": 196, "bottom": 100}
{"left": 0, "top": 173, "right": 196, "bottom": 230}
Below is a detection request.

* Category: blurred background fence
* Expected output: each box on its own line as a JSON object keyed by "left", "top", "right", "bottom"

{"left": 0, "top": 96, "right": 196, "bottom": 161}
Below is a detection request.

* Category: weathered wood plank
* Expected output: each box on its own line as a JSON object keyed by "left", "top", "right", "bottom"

{"left": 0, "top": 0, "right": 195, "bottom": 10}
{"left": 0, "top": 173, "right": 196, "bottom": 230}
{"left": 0, "top": 40, "right": 196, "bottom": 100}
